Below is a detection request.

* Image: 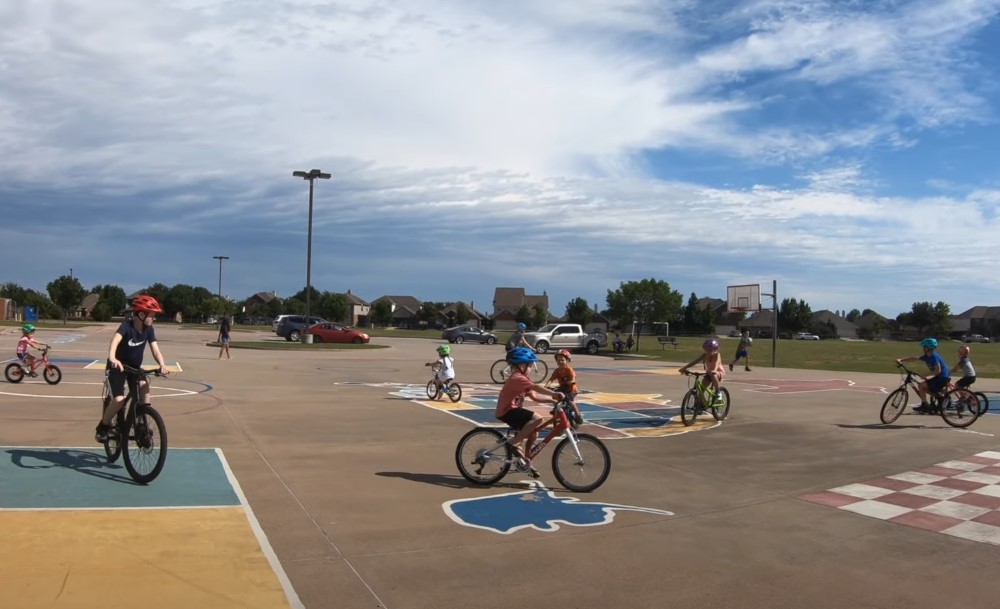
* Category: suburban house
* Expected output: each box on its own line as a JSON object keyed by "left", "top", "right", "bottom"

{"left": 698, "top": 297, "right": 747, "bottom": 330}
{"left": 341, "top": 290, "right": 371, "bottom": 327}
{"left": 71, "top": 293, "right": 101, "bottom": 319}
{"left": 810, "top": 310, "right": 858, "bottom": 338}
{"left": 854, "top": 311, "right": 891, "bottom": 339}
{"left": 440, "top": 301, "right": 487, "bottom": 328}
{"left": 371, "top": 295, "right": 423, "bottom": 327}
{"left": 951, "top": 306, "right": 1000, "bottom": 339}
{"left": 244, "top": 291, "right": 278, "bottom": 311}
{"left": 492, "top": 287, "right": 550, "bottom": 330}
{"left": 742, "top": 309, "right": 777, "bottom": 337}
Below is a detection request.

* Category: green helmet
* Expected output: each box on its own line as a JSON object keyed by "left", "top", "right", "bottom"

{"left": 436, "top": 344, "right": 451, "bottom": 356}
{"left": 22, "top": 323, "right": 35, "bottom": 333}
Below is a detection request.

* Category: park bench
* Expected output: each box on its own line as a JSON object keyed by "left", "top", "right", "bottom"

{"left": 656, "top": 336, "right": 678, "bottom": 349}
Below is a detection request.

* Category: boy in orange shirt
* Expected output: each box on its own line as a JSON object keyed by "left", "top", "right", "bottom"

{"left": 546, "top": 349, "right": 585, "bottom": 428}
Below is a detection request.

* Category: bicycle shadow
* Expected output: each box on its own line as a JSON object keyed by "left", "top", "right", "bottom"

{"left": 376, "top": 471, "right": 532, "bottom": 490}
{"left": 7, "top": 448, "right": 141, "bottom": 485}
{"left": 835, "top": 423, "right": 937, "bottom": 430}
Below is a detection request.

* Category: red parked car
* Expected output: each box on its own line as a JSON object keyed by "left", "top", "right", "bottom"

{"left": 304, "top": 322, "right": 370, "bottom": 344}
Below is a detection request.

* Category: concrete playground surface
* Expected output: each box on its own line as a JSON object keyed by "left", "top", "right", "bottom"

{"left": 2, "top": 324, "right": 1000, "bottom": 609}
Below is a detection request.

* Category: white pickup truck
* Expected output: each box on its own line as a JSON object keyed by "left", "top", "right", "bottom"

{"left": 523, "top": 324, "right": 608, "bottom": 355}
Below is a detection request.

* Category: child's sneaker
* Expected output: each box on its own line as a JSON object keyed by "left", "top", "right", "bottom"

{"left": 729, "top": 362, "right": 734, "bottom": 372}
{"left": 94, "top": 422, "right": 110, "bottom": 443}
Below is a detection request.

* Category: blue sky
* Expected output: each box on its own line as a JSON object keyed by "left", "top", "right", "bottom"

{"left": 2, "top": 0, "right": 999, "bottom": 319}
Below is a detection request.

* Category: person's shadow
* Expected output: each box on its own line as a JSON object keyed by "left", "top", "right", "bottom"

{"left": 376, "top": 471, "right": 530, "bottom": 490}
{"left": 7, "top": 448, "right": 141, "bottom": 485}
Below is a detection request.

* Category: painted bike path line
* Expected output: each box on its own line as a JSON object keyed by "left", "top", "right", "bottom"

{"left": 0, "top": 446, "right": 303, "bottom": 609}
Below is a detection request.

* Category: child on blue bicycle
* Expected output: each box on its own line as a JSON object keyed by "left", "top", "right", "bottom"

{"left": 679, "top": 339, "right": 726, "bottom": 404}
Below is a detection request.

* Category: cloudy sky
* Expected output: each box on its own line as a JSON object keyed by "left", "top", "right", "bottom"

{"left": 2, "top": 0, "right": 999, "bottom": 318}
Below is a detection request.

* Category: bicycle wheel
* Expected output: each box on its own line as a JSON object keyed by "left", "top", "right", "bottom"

{"left": 425, "top": 380, "right": 440, "bottom": 399}
{"left": 975, "top": 392, "right": 990, "bottom": 416}
{"left": 4, "top": 363, "right": 24, "bottom": 383}
{"left": 879, "top": 388, "right": 908, "bottom": 424}
{"left": 529, "top": 360, "right": 549, "bottom": 383}
{"left": 940, "top": 388, "right": 979, "bottom": 429}
{"left": 552, "top": 433, "right": 611, "bottom": 492}
{"left": 447, "top": 382, "right": 462, "bottom": 402}
{"left": 455, "top": 427, "right": 511, "bottom": 485}
{"left": 680, "top": 389, "right": 699, "bottom": 426}
{"left": 710, "top": 387, "right": 731, "bottom": 421}
{"left": 123, "top": 404, "right": 168, "bottom": 484}
{"left": 43, "top": 364, "right": 62, "bottom": 385}
{"left": 490, "top": 360, "right": 511, "bottom": 384}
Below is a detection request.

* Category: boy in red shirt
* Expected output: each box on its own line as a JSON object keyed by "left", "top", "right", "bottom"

{"left": 495, "top": 347, "right": 564, "bottom": 476}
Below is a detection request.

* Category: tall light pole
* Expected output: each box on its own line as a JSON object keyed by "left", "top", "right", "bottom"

{"left": 292, "top": 169, "right": 331, "bottom": 336}
{"left": 213, "top": 256, "right": 229, "bottom": 301}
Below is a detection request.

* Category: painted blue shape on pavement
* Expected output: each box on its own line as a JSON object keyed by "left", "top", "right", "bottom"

{"left": 0, "top": 447, "right": 239, "bottom": 509}
{"left": 442, "top": 480, "right": 673, "bottom": 534}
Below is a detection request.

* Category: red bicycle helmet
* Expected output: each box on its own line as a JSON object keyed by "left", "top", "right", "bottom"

{"left": 132, "top": 295, "right": 163, "bottom": 313}
{"left": 556, "top": 349, "right": 572, "bottom": 362}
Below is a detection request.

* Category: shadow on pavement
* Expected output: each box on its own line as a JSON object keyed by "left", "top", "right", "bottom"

{"left": 7, "top": 448, "right": 141, "bottom": 485}
{"left": 376, "top": 471, "right": 529, "bottom": 490}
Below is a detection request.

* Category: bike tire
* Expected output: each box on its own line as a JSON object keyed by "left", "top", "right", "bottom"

{"left": 680, "top": 389, "right": 699, "bottom": 426}
{"left": 711, "top": 387, "right": 732, "bottom": 421}
{"left": 490, "top": 360, "right": 510, "bottom": 384}
{"left": 940, "top": 388, "right": 979, "bottom": 429}
{"left": 43, "top": 365, "right": 62, "bottom": 385}
{"left": 4, "top": 363, "right": 24, "bottom": 384}
{"left": 975, "top": 392, "right": 990, "bottom": 416}
{"left": 879, "top": 388, "right": 908, "bottom": 424}
{"left": 425, "top": 380, "right": 440, "bottom": 400}
{"left": 455, "top": 427, "right": 511, "bottom": 485}
{"left": 551, "top": 433, "right": 611, "bottom": 492}
{"left": 529, "top": 360, "right": 549, "bottom": 383}
{"left": 447, "top": 383, "right": 462, "bottom": 402}
{"left": 123, "top": 404, "right": 168, "bottom": 484}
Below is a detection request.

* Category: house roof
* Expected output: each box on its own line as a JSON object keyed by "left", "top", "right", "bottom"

{"left": 340, "top": 291, "right": 369, "bottom": 306}
{"left": 440, "top": 301, "right": 486, "bottom": 320}
{"left": 698, "top": 297, "right": 727, "bottom": 311}
{"left": 955, "top": 306, "right": 1000, "bottom": 320}
{"left": 744, "top": 310, "right": 775, "bottom": 327}
{"left": 372, "top": 295, "right": 423, "bottom": 312}
{"left": 810, "top": 310, "right": 858, "bottom": 335}
{"left": 493, "top": 287, "right": 526, "bottom": 309}
{"left": 854, "top": 311, "right": 889, "bottom": 330}
{"left": 81, "top": 293, "right": 100, "bottom": 309}
{"left": 247, "top": 291, "right": 278, "bottom": 303}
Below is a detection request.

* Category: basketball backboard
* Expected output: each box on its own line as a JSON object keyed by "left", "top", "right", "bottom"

{"left": 727, "top": 284, "right": 761, "bottom": 312}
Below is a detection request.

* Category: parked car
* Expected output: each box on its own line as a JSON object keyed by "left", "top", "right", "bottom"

{"left": 963, "top": 334, "right": 991, "bottom": 343}
{"left": 276, "top": 315, "right": 327, "bottom": 341}
{"left": 729, "top": 329, "right": 743, "bottom": 337}
{"left": 272, "top": 314, "right": 295, "bottom": 334}
{"left": 304, "top": 322, "right": 370, "bottom": 344}
{"left": 795, "top": 332, "right": 820, "bottom": 340}
{"left": 442, "top": 325, "right": 497, "bottom": 344}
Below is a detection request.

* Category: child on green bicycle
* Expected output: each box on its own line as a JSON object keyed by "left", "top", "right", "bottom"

{"left": 495, "top": 347, "right": 564, "bottom": 477}
{"left": 679, "top": 339, "right": 726, "bottom": 403}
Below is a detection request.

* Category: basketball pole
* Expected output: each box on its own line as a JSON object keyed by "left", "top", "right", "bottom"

{"left": 761, "top": 279, "right": 777, "bottom": 367}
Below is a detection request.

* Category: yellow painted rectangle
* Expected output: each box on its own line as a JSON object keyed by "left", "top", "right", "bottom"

{"left": 0, "top": 508, "right": 293, "bottom": 609}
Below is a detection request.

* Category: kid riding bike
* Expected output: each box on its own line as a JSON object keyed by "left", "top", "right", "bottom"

{"left": 6, "top": 324, "right": 61, "bottom": 384}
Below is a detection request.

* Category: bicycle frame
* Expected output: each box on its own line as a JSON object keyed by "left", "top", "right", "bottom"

{"left": 485, "top": 401, "right": 581, "bottom": 466}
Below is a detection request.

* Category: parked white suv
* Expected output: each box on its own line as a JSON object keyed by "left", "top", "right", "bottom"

{"left": 963, "top": 334, "right": 990, "bottom": 343}
{"left": 795, "top": 332, "right": 820, "bottom": 340}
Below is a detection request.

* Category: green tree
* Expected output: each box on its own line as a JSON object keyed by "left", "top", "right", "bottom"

{"left": 846, "top": 308, "right": 861, "bottom": 323}
{"left": 564, "top": 297, "right": 594, "bottom": 327}
{"left": 91, "top": 302, "right": 113, "bottom": 322}
{"left": 532, "top": 304, "right": 548, "bottom": 329}
{"left": 417, "top": 302, "right": 444, "bottom": 323}
{"left": 515, "top": 305, "right": 532, "bottom": 328}
{"left": 681, "top": 293, "right": 715, "bottom": 334}
{"left": 91, "top": 284, "right": 127, "bottom": 317}
{"left": 316, "top": 292, "right": 349, "bottom": 323}
{"left": 47, "top": 275, "right": 87, "bottom": 324}
{"left": 897, "top": 301, "right": 951, "bottom": 338}
{"left": 778, "top": 298, "right": 813, "bottom": 334}
{"left": 143, "top": 283, "right": 170, "bottom": 308}
{"left": 164, "top": 284, "right": 197, "bottom": 319}
{"left": 371, "top": 300, "right": 393, "bottom": 326}
{"left": 455, "top": 303, "right": 471, "bottom": 325}
{"left": 605, "top": 278, "right": 683, "bottom": 348}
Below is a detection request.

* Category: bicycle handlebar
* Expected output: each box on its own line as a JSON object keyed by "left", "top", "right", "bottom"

{"left": 121, "top": 364, "right": 168, "bottom": 377}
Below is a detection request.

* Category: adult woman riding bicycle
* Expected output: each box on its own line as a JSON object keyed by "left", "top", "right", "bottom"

{"left": 96, "top": 295, "right": 170, "bottom": 442}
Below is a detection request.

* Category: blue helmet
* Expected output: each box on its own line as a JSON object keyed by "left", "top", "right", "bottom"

{"left": 921, "top": 337, "right": 938, "bottom": 350}
{"left": 507, "top": 347, "right": 538, "bottom": 364}
{"left": 517, "top": 322, "right": 526, "bottom": 330}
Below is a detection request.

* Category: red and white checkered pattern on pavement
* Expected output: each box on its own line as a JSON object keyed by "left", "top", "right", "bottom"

{"left": 800, "top": 451, "right": 1000, "bottom": 546}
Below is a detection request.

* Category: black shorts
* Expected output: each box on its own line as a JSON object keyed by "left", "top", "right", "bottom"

{"left": 956, "top": 376, "right": 976, "bottom": 389}
{"left": 499, "top": 408, "right": 535, "bottom": 430}
{"left": 926, "top": 376, "right": 950, "bottom": 394}
{"left": 106, "top": 362, "right": 145, "bottom": 399}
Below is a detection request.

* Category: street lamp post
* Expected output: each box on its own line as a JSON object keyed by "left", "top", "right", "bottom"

{"left": 213, "top": 256, "right": 229, "bottom": 301}
{"left": 292, "top": 169, "right": 331, "bottom": 338}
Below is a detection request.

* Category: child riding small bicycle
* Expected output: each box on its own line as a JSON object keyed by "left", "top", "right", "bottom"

{"left": 495, "top": 347, "right": 564, "bottom": 477}
{"left": 680, "top": 339, "right": 726, "bottom": 404}
{"left": 895, "top": 337, "right": 950, "bottom": 413}
{"left": 425, "top": 344, "right": 456, "bottom": 396}
{"left": 950, "top": 345, "right": 976, "bottom": 392}
{"left": 546, "top": 348, "right": 585, "bottom": 428}
{"left": 16, "top": 324, "right": 49, "bottom": 377}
